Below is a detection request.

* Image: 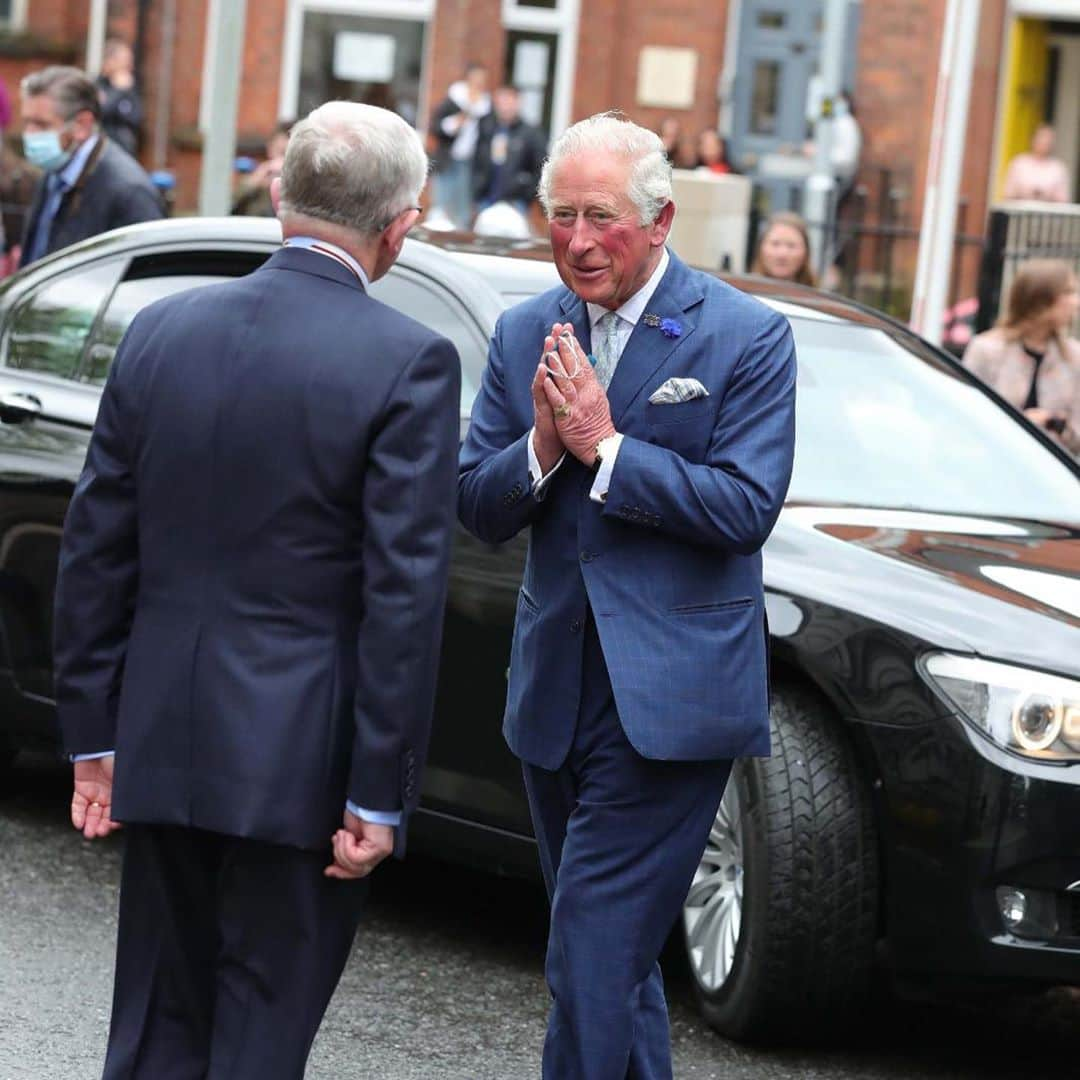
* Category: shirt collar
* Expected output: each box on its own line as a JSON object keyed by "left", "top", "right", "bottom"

{"left": 282, "top": 235, "right": 370, "bottom": 289}
{"left": 586, "top": 247, "right": 670, "bottom": 331}
{"left": 59, "top": 133, "right": 99, "bottom": 190}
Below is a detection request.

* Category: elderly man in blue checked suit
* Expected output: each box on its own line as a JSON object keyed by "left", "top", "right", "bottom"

{"left": 458, "top": 112, "right": 797, "bottom": 1079}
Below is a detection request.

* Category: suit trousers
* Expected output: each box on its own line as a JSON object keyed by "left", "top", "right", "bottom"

{"left": 102, "top": 824, "right": 367, "bottom": 1080}
{"left": 522, "top": 619, "right": 732, "bottom": 1080}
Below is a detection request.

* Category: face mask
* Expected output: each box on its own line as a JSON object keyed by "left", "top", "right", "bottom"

{"left": 23, "top": 129, "right": 72, "bottom": 172}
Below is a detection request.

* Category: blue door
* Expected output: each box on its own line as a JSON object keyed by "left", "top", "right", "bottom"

{"left": 730, "top": 0, "right": 860, "bottom": 215}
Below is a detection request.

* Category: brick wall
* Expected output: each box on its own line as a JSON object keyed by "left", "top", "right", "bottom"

{"left": 25, "top": 0, "right": 88, "bottom": 43}
{"left": 428, "top": 0, "right": 502, "bottom": 133}
{"left": 0, "top": 0, "right": 1019, "bottom": 273}
{"left": 572, "top": 0, "right": 730, "bottom": 142}
{"left": 853, "top": 0, "right": 1007, "bottom": 296}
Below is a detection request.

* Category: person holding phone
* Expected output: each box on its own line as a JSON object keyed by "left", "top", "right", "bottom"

{"left": 963, "top": 259, "right": 1080, "bottom": 454}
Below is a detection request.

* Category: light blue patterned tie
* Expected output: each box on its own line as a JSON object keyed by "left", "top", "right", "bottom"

{"left": 593, "top": 311, "right": 621, "bottom": 389}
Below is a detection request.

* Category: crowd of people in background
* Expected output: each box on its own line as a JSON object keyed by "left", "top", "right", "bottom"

{"left": 0, "top": 50, "right": 1076, "bottom": 453}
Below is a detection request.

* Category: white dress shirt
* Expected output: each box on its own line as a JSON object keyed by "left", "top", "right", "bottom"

{"left": 528, "top": 248, "right": 671, "bottom": 503}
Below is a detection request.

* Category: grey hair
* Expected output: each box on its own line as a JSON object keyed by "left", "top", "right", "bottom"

{"left": 538, "top": 111, "right": 672, "bottom": 226}
{"left": 278, "top": 101, "right": 429, "bottom": 237}
{"left": 20, "top": 66, "right": 101, "bottom": 122}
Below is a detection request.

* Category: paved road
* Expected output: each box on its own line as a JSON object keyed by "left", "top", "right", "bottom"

{"left": 2, "top": 754, "right": 1078, "bottom": 1080}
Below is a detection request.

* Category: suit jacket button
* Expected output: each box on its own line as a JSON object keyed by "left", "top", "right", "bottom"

{"left": 570, "top": 618, "right": 583, "bottom": 633}
{"left": 580, "top": 550, "right": 593, "bottom": 562}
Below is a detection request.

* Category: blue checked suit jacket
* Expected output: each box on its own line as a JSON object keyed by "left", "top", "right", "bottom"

{"left": 458, "top": 251, "right": 797, "bottom": 768}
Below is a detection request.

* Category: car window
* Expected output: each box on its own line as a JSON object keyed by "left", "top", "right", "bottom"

{"left": 3, "top": 260, "right": 123, "bottom": 379}
{"left": 368, "top": 268, "right": 486, "bottom": 414}
{"left": 82, "top": 251, "right": 269, "bottom": 385}
{"left": 787, "top": 317, "right": 1080, "bottom": 523}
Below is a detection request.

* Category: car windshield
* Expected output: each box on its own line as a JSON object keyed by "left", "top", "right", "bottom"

{"left": 787, "top": 316, "right": 1080, "bottom": 524}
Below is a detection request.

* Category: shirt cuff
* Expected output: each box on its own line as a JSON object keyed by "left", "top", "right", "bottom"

{"left": 589, "top": 434, "right": 624, "bottom": 504}
{"left": 346, "top": 801, "right": 401, "bottom": 827}
{"left": 71, "top": 751, "right": 115, "bottom": 762}
{"left": 527, "top": 427, "right": 566, "bottom": 500}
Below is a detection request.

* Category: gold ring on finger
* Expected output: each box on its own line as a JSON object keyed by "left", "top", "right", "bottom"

{"left": 554, "top": 403, "right": 571, "bottom": 420}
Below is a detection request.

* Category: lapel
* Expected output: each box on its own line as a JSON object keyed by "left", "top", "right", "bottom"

{"left": 606, "top": 251, "right": 705, "bottom": 426}
{"left": 22, "top": 182, "right": 47, "bottom": 251}
{"left": 558, "top": 288, "right": 592, "bottom": 355}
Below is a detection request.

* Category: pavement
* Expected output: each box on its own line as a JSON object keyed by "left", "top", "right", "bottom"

{"left": 2, "top": 753, "right": 1078, "bottom": 1080}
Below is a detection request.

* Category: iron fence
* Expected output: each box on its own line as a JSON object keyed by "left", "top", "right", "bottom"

{"left": 748, "top": 168, "right": 986, "bottom": 328}
{"left": 975, "top": 203, "right": 1080, "bottom": 335}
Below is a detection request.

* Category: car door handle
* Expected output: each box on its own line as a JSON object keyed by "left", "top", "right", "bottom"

{"left": 0, "top": 392, "right": 43, "bottom": 424}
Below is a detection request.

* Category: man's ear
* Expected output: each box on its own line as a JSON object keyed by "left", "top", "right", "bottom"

{"left": 649, "top": 200, "right": 676, "bottom": 247}
{"left": 73, "top": 109, "right": 97, "bottom": 144}
{"left": 270, "top": 177, "right": 282, "bottom": 215}
{"left": 382, "top": 210, "right": 414, "bottom": 257}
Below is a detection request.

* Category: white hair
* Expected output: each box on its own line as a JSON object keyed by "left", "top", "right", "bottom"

{"left": 537, "top": 112, "right": 672, "bottom": 226}
{"left": 278, "top": 101, "right": 429, "bottom": 237}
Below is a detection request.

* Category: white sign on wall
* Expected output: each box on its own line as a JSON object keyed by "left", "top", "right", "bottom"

{"left": 333, "top": 32, "right": 396, "bottom": 83}
{"left": 636, "top": 46, "right": 698, "bottom": 110}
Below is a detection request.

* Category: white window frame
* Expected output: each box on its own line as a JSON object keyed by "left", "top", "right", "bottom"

{"left": 1, "top": 0, "right": 28, "bottom": 30}
{"left": 501, "top": 0, "right": 580, "bottom": 139}
{"left": 1010, "top": 0, "right": 1080, "bottom": 16}
{"left": 276, "top": 0, "right": 436, "bottom": 124}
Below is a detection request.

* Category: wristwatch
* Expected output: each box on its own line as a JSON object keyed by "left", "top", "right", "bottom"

{"left": 590, "top": 434, "right": 617, "bottom": 474}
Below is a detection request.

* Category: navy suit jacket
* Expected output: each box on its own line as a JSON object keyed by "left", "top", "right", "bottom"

{"left": 459, "top": 251, "right": 796, "bottom": 768}
{"left": 54, "top": 247, "right": 461, "bottom": 851}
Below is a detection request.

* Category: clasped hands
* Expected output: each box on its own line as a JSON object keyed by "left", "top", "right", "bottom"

{"left": 531, "top": 322, "right": 616, "bottom": 474}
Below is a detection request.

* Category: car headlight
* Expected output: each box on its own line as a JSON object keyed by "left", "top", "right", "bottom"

{"left": 920, "top": 653, "right": 1080, "bottom": 762}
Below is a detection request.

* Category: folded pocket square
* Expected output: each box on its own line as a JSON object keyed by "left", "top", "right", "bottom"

{"left": 648, "top": 378, "right": 710, "bottom": 405}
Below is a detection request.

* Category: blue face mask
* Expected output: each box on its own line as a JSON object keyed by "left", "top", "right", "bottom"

{"left": 23, "top": 129, "right": 72, "bottom": 172}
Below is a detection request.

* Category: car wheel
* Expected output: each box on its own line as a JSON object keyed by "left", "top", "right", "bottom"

{"left": 682, "top": 682, "right": 878, "bottom": 1043}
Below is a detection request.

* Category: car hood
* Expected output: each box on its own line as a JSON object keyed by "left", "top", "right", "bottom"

{"left": 764, "top": 505, "right": 1080, "bottom": 679}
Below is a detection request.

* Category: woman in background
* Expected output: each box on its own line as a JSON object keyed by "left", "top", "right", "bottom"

{"left": 963, "top": 259, "right": 1080, "bottom": 453}
{"left": 695, "top": 129, "right": 738, "bottom": 174}
{"left": 750, "top": 211, "right": 818, "bottom": 287}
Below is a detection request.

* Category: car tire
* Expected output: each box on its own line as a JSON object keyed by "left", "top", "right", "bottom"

{"left": 682, "top": 681, "right": 878, "bottom": 1043}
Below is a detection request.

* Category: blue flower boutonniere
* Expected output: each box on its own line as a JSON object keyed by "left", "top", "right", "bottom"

{"left": 643, "top": 313, "right": 682, "bottom": 338}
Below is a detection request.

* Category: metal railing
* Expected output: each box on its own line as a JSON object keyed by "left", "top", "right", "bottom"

{"left": 748, "top": 168, "right": 986, "bottom": 324}
{"left": 975, "top": 203, "right": 1080, "bottom": 334}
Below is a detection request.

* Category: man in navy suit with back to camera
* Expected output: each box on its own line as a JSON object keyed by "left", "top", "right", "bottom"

{"left": 53, "top": 101, "right": 460, "bottom": 1079}
{"left": 459, "top": 112, "right": 796, "bottom": 1079}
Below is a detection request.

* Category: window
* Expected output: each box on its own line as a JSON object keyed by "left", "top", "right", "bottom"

{"left": 505, "top": 30, "right": 559, "bottom": 130}
{"left": 750, "top": 60, "right": 782, "bottom": 135}
{"left": 368, "top": 269, "right": 486, "bottom": 414}
{"left": 757, "top": 12, "right": 786, "bottom": 29}
{"left": 786, "top": 318, "right": 1080, "bottom": 520}
{"left": 82, "top": 251, "right": 268, "bottom": 385}
{"left": 0, "top": 0, "right": 26, "bottom": 30}
{"left": 297, "top": 11, "right": 426, "bottom": 127}
{"left": 3, "top": 261, "right": 122, "bottom": 379}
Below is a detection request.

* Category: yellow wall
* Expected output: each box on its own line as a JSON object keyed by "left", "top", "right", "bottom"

{"left": 997, "top": 16, "right": 1049, "bottom": 195}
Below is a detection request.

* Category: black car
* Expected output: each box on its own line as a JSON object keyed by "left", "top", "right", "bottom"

{"left": 1, "top": 218, "right": 1078, "bottom": 1043}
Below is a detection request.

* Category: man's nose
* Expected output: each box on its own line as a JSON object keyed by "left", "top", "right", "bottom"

{"left": 567, "top": 217, "right": 593, "bottom": 256}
